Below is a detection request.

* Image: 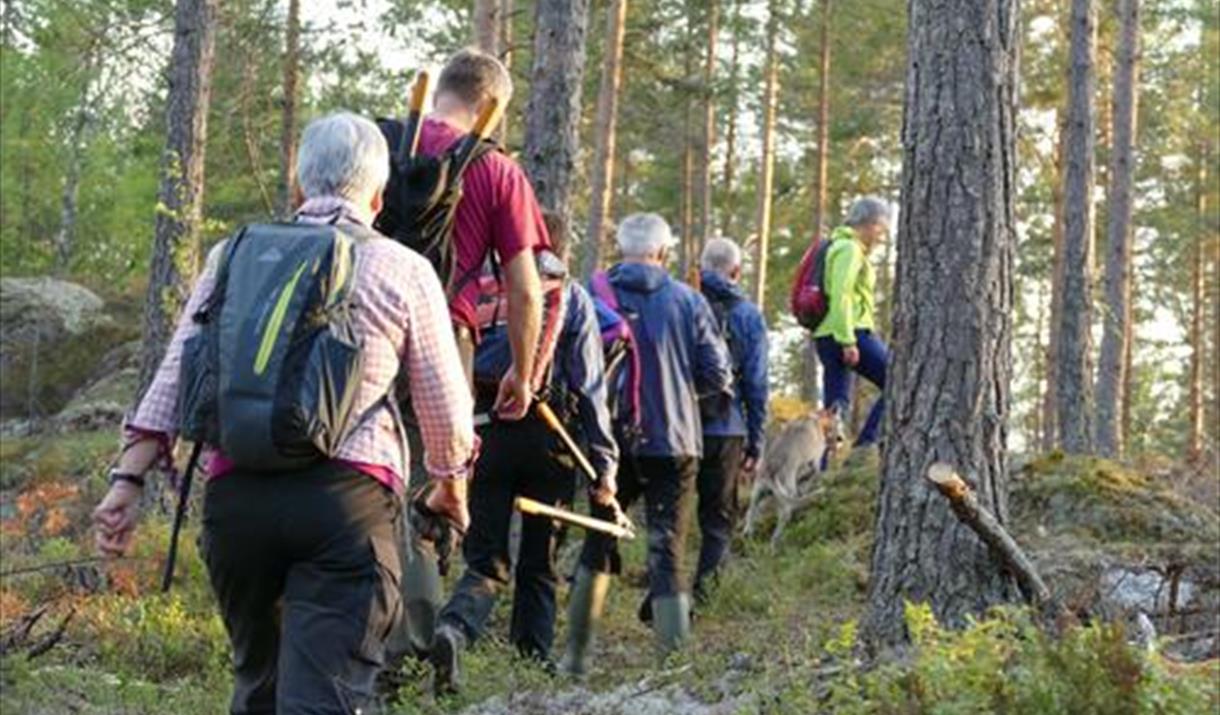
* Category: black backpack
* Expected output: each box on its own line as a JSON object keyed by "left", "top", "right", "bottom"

{"left": 373, "top": 118, "right": 497, "bottom": 291}
{"left": 177, "top": 222, "right": 389, "bottom": 472}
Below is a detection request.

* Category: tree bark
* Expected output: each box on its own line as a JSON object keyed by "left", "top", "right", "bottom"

{"left": 522, "top": 0, "right": 591, "bottom": 228}
{"left": 1041, "top": 111, "right": 1067, "bottom": 453}
{"left": 53, "top": 103, "right": 91, "bottom": 275}
{"left": 1055, "top": 0, "right": 1097, "bottom": 455}
{"left": 498, "top": 0, "right": 514, "bottom": 140}
{"left": 474, "top": 0, "right": 499, "bottom": 55}
{"left": 1095, "top": 0, "right": 1139, "bottom": 457}
{"left": 752, "top": 0, "right": 779, "bottom": 306}
{"left": 861, "top": 0, "right": 1020, "bottom": 649}
{"left": 581, "top": 0, "right": 628, "bottom": 278}
{"left": 697, "top": 0, "right": 718, "bottom": 251}
{"left": 278, "top": 0, "right": 300, "bottom": 217}
{"left": 136, "top": 0, "right": 218, "bottom": 400}
{"left": 720, "top": 0, "right": 741, "bottom": 238}
{"left": 811, "top": 0, "right": 832, "bottom": 238}
{"left": 1188, "top": 148, "right": 1207, "bottom": 463}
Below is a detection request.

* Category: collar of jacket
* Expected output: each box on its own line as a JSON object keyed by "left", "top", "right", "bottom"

{"left": 295, "top": 196, "right": 373, "bottom": 227}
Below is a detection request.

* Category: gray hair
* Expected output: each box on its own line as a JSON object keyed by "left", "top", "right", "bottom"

{"left": 701, "top": 236, "right": 742, "bottom": 276}
{"left": 617, "top": 213, "right": 676, "bottom": 258}
{"left": 845, "top": 196, "right": 892, "bottom": 228}
{"left": 296, "top": 112, "right": 390, "bottom": 203}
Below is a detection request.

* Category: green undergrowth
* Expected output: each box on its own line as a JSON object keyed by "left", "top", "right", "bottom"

{"left": 2, "top": 440, "right": 1217, "bottom": 713}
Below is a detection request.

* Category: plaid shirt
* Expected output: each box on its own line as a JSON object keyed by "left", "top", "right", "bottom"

{"left": 126, "top": 197, "right": 477, "bottom": 489}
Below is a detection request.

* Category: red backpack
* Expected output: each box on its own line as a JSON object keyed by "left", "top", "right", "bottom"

{"left": 790, "top": 237, "right": 836, "bottom": 330}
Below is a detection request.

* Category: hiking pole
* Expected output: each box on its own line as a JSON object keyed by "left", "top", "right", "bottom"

{"left": 161, "top": 441, "right": 203, "bottom": 593}
{"left": 534, "top": 400, "right": 636, "bottom": 535}
{"left": 515, "top": 497, "right": 635, "bottom": 540}
{"left": 396, "top": 70, "right": 432, "bottom": 164}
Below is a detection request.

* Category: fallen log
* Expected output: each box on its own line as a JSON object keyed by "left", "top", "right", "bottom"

{"left": 926, "top": 463, "right": 1074, "bottom": 629}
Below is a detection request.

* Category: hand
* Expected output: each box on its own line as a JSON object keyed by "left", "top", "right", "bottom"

{"left": 590, "top": 484, "right": 618, "bottom": 508}
{"left": 740, "top": 456, "right": 758, "bottom": 475}
{"left": 842, "top": 345, "right": 860, "bottom": 367}
{"left": 425, "top": 479, "right": 470, "bottom": 534}
{"left": 93, "top": 482, "right": 143, "bottom": 558}
{"left": 493, "top": 367, "right": 532, "bottom": 421}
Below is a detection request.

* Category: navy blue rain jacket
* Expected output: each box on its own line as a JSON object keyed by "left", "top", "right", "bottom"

{"left": 699, "top": 269, "right": 770, "bottom": 459}
{"left": 605, "top": 262, "right": 733, "bottom": 458}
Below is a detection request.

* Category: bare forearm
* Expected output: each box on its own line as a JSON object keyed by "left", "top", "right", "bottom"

{"left": 505, "top": 254, "right": 543, "bottom": 380}
{"left": 115, "top": 437, "right": 163, "bottom": 476}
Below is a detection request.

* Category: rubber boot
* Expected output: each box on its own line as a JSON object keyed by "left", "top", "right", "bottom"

{"left": 430, "top": 623, "right": 465, "bottom": 695}
{"left": 651, "top": 594, "right": 691, "bottom": 661}
{"left": 392, "top": 528, "right": 443, "bottom": 659}
{"left": 559, "top": 567, "right": 611, "bottom": 678}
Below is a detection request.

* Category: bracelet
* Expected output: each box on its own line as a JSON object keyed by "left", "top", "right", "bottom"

{"left": 108, "top": 471, "right": 146, "bottom": 489}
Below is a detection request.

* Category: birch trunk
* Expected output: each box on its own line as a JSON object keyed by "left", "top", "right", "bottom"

{"left": 862, "top": 0, "right": 1020, "bottom": 649}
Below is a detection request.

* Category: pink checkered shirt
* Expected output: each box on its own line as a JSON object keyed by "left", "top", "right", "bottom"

{"left": 125, "top": 197, "right": 477, "bottom": 490}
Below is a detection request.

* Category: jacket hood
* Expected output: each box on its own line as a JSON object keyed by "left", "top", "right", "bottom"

{"left": 700, "top": 269, "right": 745, "bottom": 303}
{"left": 610, "top": 262, "right": 671, "bottom": 293}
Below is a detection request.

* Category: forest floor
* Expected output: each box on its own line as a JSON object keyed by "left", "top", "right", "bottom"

{"left": 1, "top": 417, "right": 1218, "bottom": 714}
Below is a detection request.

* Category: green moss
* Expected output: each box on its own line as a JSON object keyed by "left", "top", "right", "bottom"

{"left": 0, "top": 429, "right": 116, "bottom": 490}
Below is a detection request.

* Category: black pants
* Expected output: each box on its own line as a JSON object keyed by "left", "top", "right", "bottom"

{"left": 579, "top": 455, "right": 698, "bottom": 597}
{"left": 201, "top": 463, "right": 402, "bottom": 715}
{"left": 695, "top": 436, "right": 744, "bottom": 594}
{"left": 437, "top": 414, "right": 576, "bottom": 659}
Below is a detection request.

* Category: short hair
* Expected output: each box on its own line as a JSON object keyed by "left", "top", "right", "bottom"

{"left": 845, "top": 196, "right": 892, "bottom": 228}
{"left": 616, "top": 213, "right": 676, "bottom": 258}
{"left": 296, "top": 112, "right": 389, "bottom": 203}
{"left": 436, "top": 48, "right": 513, "bottom": 109}
{"left": 701, "top": 236, "right": 742, "bottom": 276}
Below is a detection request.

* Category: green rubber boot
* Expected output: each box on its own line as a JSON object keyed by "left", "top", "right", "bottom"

{"left": 560, "top": 567, "right": 612, "bottom": 678}
{"left": 651, "top": 594, "right": 691, "bottom": 661}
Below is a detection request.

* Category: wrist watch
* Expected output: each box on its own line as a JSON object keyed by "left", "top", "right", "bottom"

{"left": 108, "top": 470, "right": 147, "bottom": 489}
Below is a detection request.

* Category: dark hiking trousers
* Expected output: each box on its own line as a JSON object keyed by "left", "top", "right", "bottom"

{"left": 815, "top": 329, "right": 889, "bottom": 447}
{"left": 579, "top": 455, "right": 699, "bottom": 598}
{"left": 694, "top": 436, "right": 744, "bottom": 596}
{"left": 200, "top": 462, "right": 403, "bottom": 715}
{"left": 437, "top": 414, "right": 576, "bottom": 659}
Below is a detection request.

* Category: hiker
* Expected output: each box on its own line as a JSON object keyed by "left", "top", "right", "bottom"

{"left": 693, "top": 236, "right": 768, "bottom": 599}
{"left": 91, "top": 112, "right": 476, "bottom": 715}
{"left": 564, "top": 213, "right": 733, "bottom": 674}
{"left": 374, "top": 48, "right": 552, "bottom": 664}
{"left": 811, "top": 196, "right": 892, "bottom": 447}
{"left": 429, "top": 212, "right": 621, "bottom": 691}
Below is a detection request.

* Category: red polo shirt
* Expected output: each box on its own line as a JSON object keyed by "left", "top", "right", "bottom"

{"left": 416, "top": 116, "right": 550, "bottom": 331}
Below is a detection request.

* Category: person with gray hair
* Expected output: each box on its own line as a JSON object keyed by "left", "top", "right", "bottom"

{"left": 688, "top": 236, "right": 769, "bottom": 601}
{"left": 562, "top": 213, "right": 733, "bottom": 673}
{"left": 810, "top": 195, "right": 892, "bottom": 447}
{"left": 92, "top": 110, "right": 476, "bottom": 714}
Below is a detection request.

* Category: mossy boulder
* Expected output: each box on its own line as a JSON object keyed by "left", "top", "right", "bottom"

{"left": 0, "top": 278, "right": 133, "bottom": 419}
{"left": 53, "top": 340, "right": 141, "bottom": 432}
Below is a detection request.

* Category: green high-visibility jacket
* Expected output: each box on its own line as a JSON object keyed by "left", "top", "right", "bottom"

{"left": 813, "top": 226, "right": 875, "bottom": 346}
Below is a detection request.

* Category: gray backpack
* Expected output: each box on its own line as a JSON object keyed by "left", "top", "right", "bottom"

{"left": 177, "top": 222, "right": 382, "bottom": 472}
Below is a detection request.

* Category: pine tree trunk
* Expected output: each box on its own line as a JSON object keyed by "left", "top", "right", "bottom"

{"left": 278, "top": 0, "right": 300, "bottom": 217}
{"left": 861, "top": 0, "right": 1019, "bottom": 649}
{"left": 1095, "top": 0, "right": 1139, "bottom": 457}
{"left": 811, "top": 0, "right": 832, "bottom": 237}
{"left": 697, "top": 0, "right": 718, "bottom": 251}
{"left": 581, "top": 0, "right": 628, "bottom": 278}
{"left": 752, "top": 0, "right": 779, "bottom": 306}
{"left": 522, "top": 0, "right": 591, "bottom": 227}
{"left": 1042, "top": 112, "right": 1067, "bottom": 453}
{"left": 498, "top": 0, "right": 514, "bottom": 140}
{"left": 1055, "top": 0, "right": 1097, "bottom": 455}
{"left": 1188, "top": 150, "right": 1207, "bottom": 463}
{"left": 136, "top": 0, "right": 218, "bottom": 401}
{"left": 474, "top": 0, "right": 500, "bottom": 55}
{"left": 720, "top": 0, "right": 741, "bottom": 238}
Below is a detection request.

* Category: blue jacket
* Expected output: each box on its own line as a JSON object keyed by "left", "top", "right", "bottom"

{"left": 699, "top": 269, "right": 769, "bottom": 459}
{"left": 551, "top": 282, "right": 620, "bottom": 491}
{"left": 605, "top": 262, "right": 733, "bottom": 458}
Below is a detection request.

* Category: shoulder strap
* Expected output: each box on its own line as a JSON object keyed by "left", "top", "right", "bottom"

{"left": 589, "top": 270, "right": 619, "bottom": 311}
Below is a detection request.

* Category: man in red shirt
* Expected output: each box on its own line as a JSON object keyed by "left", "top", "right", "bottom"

{"left": 416, "top": 48, "right": 549, "bottom": 421}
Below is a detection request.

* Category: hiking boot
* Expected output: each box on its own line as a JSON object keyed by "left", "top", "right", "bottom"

{"left": 560, "top": 567, "right": 611, "bottom": 679}
{"left": 637, "top": 593, "right": 653, "bottom": 625}
{"left": 651, "top": 594, "right": 691, "bottom": 661}
{"left": 430, "top": 623, "right": 465, "bottom": 695}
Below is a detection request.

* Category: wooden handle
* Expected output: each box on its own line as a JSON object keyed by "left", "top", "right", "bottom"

{"left": 515, "top": 496, "right": 634, "bottom": 539}
{"left": 471, "top": 96, "right": 504, "bottom": 140}
{"left": 408, "top": 70, "right": 431, "bottom": 114}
